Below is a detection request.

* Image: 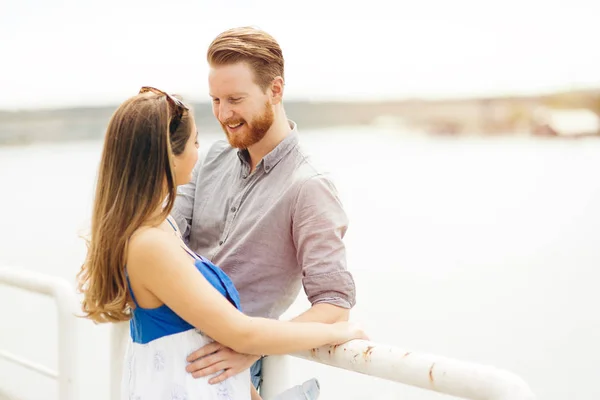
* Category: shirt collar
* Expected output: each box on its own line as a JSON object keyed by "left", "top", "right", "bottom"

{"left": 237, "top": 120, "right": 299, "bottom": 173}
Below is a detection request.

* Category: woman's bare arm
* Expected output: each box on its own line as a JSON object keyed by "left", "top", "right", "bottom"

{"left": 127, "top": 229, "right": 362, "bottom": 356}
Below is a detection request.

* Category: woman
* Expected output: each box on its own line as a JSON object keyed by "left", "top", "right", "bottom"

{"left": 77, "top": 87, "right": 366, "bottom": 400}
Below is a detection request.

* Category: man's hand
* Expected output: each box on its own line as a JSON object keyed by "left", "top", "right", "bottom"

{"left": 185, "top": 342, "right": 260, "bottom": 384}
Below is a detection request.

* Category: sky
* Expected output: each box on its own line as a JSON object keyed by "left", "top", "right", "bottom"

{"left": 0, "top": 0, "right": 598, "bottom": 110}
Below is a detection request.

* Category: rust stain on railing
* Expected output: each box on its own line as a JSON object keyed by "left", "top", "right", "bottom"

{"left": 429, "top": 362, "right": 436, "bottom": 385}
{"left": 363, "top": 345, "right": 375, "bottom": 361}
{"left": 310, "top": 347, "right": 319, "bottom": 358}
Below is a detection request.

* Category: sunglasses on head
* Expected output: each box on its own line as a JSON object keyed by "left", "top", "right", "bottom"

{"left": 139, "top": 86, "right": 189, "bottom": 134}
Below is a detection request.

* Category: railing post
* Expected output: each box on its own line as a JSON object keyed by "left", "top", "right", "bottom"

{"left": 260, "top": 355, "right": 296, "bottom": 399}
{"left": 110, "top": 321, "right": 129, "bottom": 400}
{"left": 53, "top": 277, "right": 79, "bottom": 400}
{"left": 0, "top": 267, "right": 80, "bottom": 400}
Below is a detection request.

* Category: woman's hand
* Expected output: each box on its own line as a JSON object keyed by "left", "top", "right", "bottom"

{"left": 330, "top": 321, "right": 368, "bottom": 345}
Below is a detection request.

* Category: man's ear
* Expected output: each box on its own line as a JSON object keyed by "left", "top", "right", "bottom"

{"left": 270, "top": 76, "right": 284, "bottom": 105}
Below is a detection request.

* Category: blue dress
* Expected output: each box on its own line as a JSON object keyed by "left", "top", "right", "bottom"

{"left": 121, "top": 221, "right": 249, "bottom": 400}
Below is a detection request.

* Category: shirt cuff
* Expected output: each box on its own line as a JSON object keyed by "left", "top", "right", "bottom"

{"left": 302, "top": 270, "right": 356, "bottom": 309}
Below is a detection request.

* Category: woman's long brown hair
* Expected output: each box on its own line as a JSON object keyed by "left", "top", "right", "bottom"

{"left": 77, "top": 92, "right": 193, "bottom": 323}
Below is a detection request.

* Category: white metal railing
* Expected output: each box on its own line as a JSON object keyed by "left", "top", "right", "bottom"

{"left": 262, "top": 341, "right": 536, "bottom": 400}
{"left": 0, "top": 267, "right": 79, "bottom": 400}
{"left": 111, "top": 326, "right": 536, "bottom": 400}
{"left": 0, "top": 267, "right": 536, "bottom": 400}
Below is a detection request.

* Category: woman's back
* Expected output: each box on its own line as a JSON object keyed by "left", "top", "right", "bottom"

{"left": 123, "top": 220, "right": 250, "bottom": 399}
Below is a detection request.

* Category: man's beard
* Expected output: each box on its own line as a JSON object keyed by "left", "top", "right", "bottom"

{"left": 221, "top": 102, "right": 274, "bottom": 149}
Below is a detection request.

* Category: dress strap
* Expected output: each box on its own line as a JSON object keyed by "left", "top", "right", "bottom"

{"left": 180, "top": 245, "right": 200, "bottom": 260}
{"left": 166, "top": 216, "right": 178, "bottom": 233}
{"left": 125, "top": 270, "right": 140, "bottom": 308}
{"left": 167, "top": 215, "right": 200, "bottom": 260}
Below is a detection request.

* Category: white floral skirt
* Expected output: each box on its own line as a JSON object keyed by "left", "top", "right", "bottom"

{"left": 121, "top": 328, "right": 250, "bottom": 400}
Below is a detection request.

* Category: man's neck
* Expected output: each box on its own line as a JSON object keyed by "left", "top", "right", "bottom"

{"left": 247, "top": 113, "right": 291, "bottom": 171}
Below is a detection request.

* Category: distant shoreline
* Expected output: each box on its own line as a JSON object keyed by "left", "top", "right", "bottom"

{"left": 2, "top": 88, "right": 599, "bottom": 145}
{"left": 3, "top": 85, "right": 600, "bottom": 113}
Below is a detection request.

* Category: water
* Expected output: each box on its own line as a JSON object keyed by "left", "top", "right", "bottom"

{"left": 1, "top": 128, "right": 600, "bottom": 400}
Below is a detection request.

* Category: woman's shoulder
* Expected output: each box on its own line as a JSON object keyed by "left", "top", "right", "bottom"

{"left": 128, "top": 226, "right": 181, "bottom": 270}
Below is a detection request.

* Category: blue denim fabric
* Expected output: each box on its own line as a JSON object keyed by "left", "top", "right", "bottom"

{"left": 302, "top": 379, "right": 320, "bottom": 400}
{"left": 250, "top": 357, "right": 263, "bottom": 389}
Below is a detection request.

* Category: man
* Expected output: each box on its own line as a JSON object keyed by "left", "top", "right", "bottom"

{"left": 172, "top": 26, "right": 356, "bottom": 391}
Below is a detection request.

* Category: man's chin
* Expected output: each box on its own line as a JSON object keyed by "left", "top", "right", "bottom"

{"left": 226, "top": 134, "right": 250, "bottom": 149}
{"left": 223, "top": 124, "right": 270, "bottom": 149}
{"left": 224, "top": 130, "right": 252, "bottom": 149}
{"left": 221, "top": 128, "right": 239, "bottom": 147}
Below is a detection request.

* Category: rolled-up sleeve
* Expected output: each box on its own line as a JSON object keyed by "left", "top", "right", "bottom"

{"left": 292, "top": 174, "right": 356, "bottom": 309}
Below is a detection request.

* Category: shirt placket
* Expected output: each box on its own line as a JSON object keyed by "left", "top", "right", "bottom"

{"left": 218, "top": 163, "right": 255, "bottom": 247}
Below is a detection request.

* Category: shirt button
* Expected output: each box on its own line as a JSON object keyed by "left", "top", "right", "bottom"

{"left": 219, "top": 240, "right": 223, "bottom": 245}
{"left": 231, "top": 206, "right": 237, "bottom": 212}
{"left": 265, "top": 166, "right": 270, "bottom": 171}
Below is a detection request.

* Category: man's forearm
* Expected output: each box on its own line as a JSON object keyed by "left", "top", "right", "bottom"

{"left": 289, "top": 303, "right": 350, "bottom": 323}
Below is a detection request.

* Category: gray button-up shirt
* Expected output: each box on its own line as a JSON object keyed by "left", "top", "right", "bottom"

{"left": 172, "top": 121, "right": 356, "bottom": 319}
